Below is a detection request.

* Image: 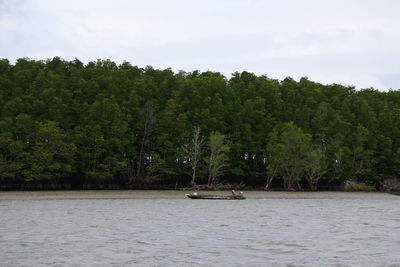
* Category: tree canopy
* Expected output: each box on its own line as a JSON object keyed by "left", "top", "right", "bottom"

{"left": 1, "top": 57, "right": 400, "bottom": 189}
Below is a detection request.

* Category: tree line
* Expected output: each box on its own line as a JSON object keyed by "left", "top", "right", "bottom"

{"left": 1, "top": 57, "right": 400, "bottom": 190}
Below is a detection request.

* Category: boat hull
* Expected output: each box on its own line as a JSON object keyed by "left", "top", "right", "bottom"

{"left": 185, "top": 193, "right": 245, "bottom": 200}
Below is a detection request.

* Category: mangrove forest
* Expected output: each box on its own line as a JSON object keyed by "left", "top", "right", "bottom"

{"left": 1, "top": 57, "right": 400, "bottom": 190}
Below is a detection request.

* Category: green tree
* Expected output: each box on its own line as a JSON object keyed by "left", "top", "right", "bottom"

{"left": 183, "top": 126, "right": 204, "bottom": 186}
{"left": 266, "top": 122, "right": 311, "bottom": 189}
{"left": 0, "top": 114, "right": 37, "bottom": 181}
{"left": 206, "top": 131, "right": 230, "bottom": 186}
{"left": 73, "top": 96, "right": 129, "bottom": 181}
{"left": 22, "top": 121, "right": 76, "bottom": 181}
{"left": 304, "top": 146, "right": 326, "bottom": 190}
{"left": 133, "top": 101, "right": 157, "bottom": 182}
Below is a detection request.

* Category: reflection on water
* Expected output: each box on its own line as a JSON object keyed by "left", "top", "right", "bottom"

{"left": 1, "top": 191, "right": 399, "bottom": 266}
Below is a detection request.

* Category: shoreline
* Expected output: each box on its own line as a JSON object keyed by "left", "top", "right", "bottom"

{"left": 0, "top": 182, "right": 396, "bottom": 193}
{"left": 0, "top": 188, "right": 396, "bottom": 194}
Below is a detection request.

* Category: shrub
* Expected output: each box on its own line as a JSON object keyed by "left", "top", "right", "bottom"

{"left": 344, "top": 180, "right": 375, "bottom": 192}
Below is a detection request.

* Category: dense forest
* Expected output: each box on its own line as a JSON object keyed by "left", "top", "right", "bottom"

{"left": 1, "top": 57, "right": 400, "bottom": 190}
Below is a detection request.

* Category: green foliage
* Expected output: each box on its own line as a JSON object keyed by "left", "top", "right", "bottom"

{"left": 205, "top": 131, "right": 230, "bottom": 185}
{"left": 266, "top": 122, "right": 312, "bottom": 189}
{"left": 22, "top": 121, "right": 76, "bottom": 181}
{"left": 1, "top": 57, "right": 400, "bottom": 188}
{"left": 73, "top": 96, "right": 129, "bottom": 180}
{"left": 343, "top": 180, "right": 375, "bottom": 192}
{"left": 183, "top": 126, "right": 204, "bottom": 186}
{"left": 303, "top": 146, "right": 327, "bottom": 190}
{"left": 0, "top": 116, "right": 75, "bottom": 182}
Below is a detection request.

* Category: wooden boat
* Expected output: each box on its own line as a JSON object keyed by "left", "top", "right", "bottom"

{"left": 185, "top": 193, "right": 246, "bottom": 200}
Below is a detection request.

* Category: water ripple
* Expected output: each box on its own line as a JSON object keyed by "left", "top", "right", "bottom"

{"left": 1, "top": 191, "right": 399, "bottom": 266}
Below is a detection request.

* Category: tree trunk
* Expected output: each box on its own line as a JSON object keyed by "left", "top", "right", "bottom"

{"left": 265, "top": 176, "right": 274, "bottom": 190}
{"left": 133, "top": 102, "right": 156, "bottom": 183}
{"left": 308, "top": 181, "right": 315, "bottom": 191}
{"left": 191, "top": 168, "right": 196, "bottom": 186}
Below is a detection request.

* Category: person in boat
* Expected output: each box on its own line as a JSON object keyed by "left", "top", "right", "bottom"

{"left": 231, "top": 190, "right": 244, "bottom": 198}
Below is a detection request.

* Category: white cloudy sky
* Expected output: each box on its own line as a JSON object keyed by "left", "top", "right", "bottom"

{"left": 1, "top": 0, "right": 400, "bottom": 90}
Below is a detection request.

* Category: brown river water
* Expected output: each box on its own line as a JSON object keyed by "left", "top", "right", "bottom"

{"left": 0, "top": 191, "right": 399, "bottom": 267}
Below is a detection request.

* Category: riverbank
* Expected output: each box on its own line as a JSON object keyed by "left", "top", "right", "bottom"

{"left": 0, "top": 182, "right": 337, "bottom": 191}
{"left": 1, "top": 184, "right": 398, "bottom": 194}
{"left": 1, "top": 179, "right": 399, "bottom": 193}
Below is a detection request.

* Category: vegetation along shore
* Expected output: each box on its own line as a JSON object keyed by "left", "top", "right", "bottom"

{"left": 0, "top": 57, "right": 400, "bottom": 192}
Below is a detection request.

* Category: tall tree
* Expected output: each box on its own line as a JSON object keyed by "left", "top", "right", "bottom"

{"left": 266, "top": 122, "right": 311, "bottom": 189}
{"left": 304, "top": 146, "right": 326, "bottom": 190}
{"left": 183, "top": 126, "right": 204, "bottom": 186}
{"left": 73, "top": 96, "right": 129, "bottom": 181}
{"left": 133, "top": 101, "right": 156, "bottom": 182}
{"left": 22, "top": 121, "right": 76, "bottom": 181}
{"left": 206, "top": 131, "right": 230, "bottom": 186}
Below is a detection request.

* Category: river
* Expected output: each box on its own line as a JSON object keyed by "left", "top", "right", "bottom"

{"left": 0, "top": 191, "right": 399, "bottom": 266}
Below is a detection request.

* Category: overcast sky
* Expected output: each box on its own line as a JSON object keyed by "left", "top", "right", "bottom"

{"left": 1, "top": 0, "right": 400, "bottom": 90}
